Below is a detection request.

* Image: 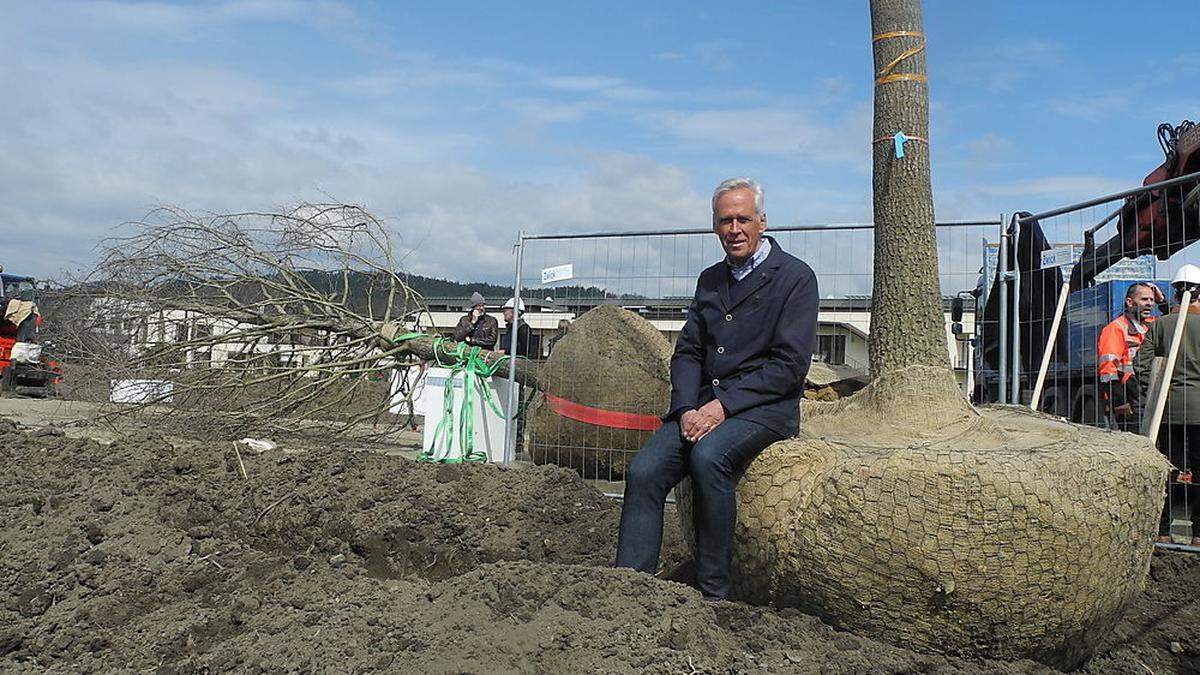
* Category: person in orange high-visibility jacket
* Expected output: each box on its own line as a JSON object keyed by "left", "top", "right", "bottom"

{"left": 1098, "top": 282, "right": 1167, "bottom": 429}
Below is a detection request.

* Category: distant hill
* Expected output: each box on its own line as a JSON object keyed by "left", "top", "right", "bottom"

{"left": 299, "top": 270, "right": 629, "bottom": 304}
{"left": 42, "top": 271, "right": 632, "bottom": 321}
{"left": 402, "top": 273, "right": 511, "bottom": 299}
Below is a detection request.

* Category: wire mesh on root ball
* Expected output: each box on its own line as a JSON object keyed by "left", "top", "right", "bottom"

{"left": 677, "top": 366, "right": 1169, "bottom": 670}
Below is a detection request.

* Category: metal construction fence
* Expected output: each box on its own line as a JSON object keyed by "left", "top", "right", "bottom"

{"left": 494, "top": 168, "right": 1200, "bottom": 545}
{"left": 992, "top": 169, "right": 1200, "bottom": 545}
{"left": 491, "top": 167, "right": 1200, "bottom": 545}
{"left": 502, "top": 219, "right": 1005, "bottom": 484}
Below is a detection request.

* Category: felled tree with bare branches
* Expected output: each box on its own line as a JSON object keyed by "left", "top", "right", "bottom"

{"left": 65, "top": 203, "right": 536, "bottom": 438}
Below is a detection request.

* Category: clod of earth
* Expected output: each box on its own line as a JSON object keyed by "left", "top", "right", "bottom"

{"left": 679, "top": 366, "right": 1171, "bottom": 669}
{"left": 527, "top": 305, "right": 673, "bottom": 478}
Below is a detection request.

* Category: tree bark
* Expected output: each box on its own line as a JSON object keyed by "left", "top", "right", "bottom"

{"left": 868, "top": 0, "right": 949, "bottom": 377}
{"left": 387, "top": 333, "right": 542, "bottom": 390}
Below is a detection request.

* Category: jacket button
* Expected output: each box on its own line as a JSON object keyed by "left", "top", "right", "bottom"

{"left": 717, "top": 346, "right": 725, "bottom": 354}
{"left": 725, "top": 314, "right": 733, "bottom": 321}
{"left": 712, "top": 378, "right": 720, "bottom": 387}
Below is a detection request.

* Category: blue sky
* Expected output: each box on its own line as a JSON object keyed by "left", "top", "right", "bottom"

{"left": 3, "top": 0, "right": 1198, "bottom": 282}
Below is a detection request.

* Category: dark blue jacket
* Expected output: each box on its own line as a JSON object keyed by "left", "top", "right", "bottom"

{"left": 666, "top": 237, "right": 818, "bottom": 438}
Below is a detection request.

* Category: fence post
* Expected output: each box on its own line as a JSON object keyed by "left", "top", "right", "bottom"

{"left": 1147, "top": 289, "right": 1191, "bottom": 442}
{"left": 1010, "top": 214, "right": 1022, "bottom": 405}
{"left": 1030, "top": 280, "right": 1070, "bottom": 411}
{"left": 503, "top": 231, "right": 525, "bottom": 467}
{"left": 997, "top": 214, "right": 1009, "bottom": 404}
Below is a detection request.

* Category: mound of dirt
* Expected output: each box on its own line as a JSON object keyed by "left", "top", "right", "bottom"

{"left": 1, "top": 414, "right": 1197, "bottom": 673}
{"left": 1085, "top": 550, "right": 1200, "bottom": 673}
{"left": 528, "top": 305, "right": 672, "bottom": 478}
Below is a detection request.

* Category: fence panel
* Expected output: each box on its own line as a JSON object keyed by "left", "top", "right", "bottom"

{"left": 512, "top": 220, "right": 1002, "bottom": 487}
{"left": 1000, "top": 170, "right": 1200, "bottom": 545}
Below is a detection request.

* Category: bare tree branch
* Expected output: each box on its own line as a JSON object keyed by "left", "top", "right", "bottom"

{"left": 52, "top": 203, "right": 539, "bottom": 439}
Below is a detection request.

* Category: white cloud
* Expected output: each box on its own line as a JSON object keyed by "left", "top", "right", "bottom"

{"left": 973, "top": 175, "right": 1128, "bottom": 199}
{"left": 652, "top": 104, "right": 871, "bottom": 165}
{"left": 0, "top": 44, "right": 710, "bottom": 283}
{"left": 1048, "top": 91, "right": 1132, "bottom": 121}
{"left": 38, "top": 0, "right": 358, "bottom": 37}
{"left": 540, "top": 75, "right": 664, "bottom": 103}
{"left": 653, "top": 41, "right": 740, "bottom": 74}
{"left": 501, "top": 98, "right": 593, "bottom": 125}
{"left": 958, "top": 132, "right": 1014, "bottom": 158}
{"left": 331, "top": 60, "right": 510, "bottom": 98}
{"left": 0, "top": 1, "right": 894, "bottom": 287}
{"left": 941, "top": 38, "right": 1064, "bottom": 93}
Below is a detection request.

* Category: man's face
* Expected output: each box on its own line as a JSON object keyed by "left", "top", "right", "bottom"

{"left": 1126, "top": 286, "right": 1156, "bottom": 319}
{"left": 713, "top": 188, "right": 765, "bottom": 262}
{"left": 503, "top": 308, "right": 514, "bottom": 322}
{"left": 472, "top": 303, "right": 485, "bottom": 315}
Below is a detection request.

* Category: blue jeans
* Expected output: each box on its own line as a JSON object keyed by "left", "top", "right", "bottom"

{"left": 616, "top": 417, "right": 783, "bottom": 599}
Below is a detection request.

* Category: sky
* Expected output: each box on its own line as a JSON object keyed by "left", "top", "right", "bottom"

{"left": 3, "top": 0, "right": 1198, "bottom": 283}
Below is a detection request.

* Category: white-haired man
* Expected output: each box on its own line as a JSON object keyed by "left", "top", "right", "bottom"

{"left": 616, "top": 177, "right": 819, "bottom": 600}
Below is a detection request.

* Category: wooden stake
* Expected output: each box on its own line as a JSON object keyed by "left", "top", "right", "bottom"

{"left": 1030, "top": 281, "right": 1071, "bottom": 412}
{"left": 1147, "top": 290, "right": 1191, "bottom": 442}
{"left": 232, "top": 442, "right": 248, "bottom": 480}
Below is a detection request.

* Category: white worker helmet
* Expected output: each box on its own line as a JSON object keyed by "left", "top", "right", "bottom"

{"left": 1171, "top": 264, "right": 1200, "bottom": 289}
{"left": 502, "top": 298, "right": 526, "bottom": 311}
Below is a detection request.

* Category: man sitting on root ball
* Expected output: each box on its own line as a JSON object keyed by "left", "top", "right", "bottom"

{"left": 616, "top": 177, "right": 818, "bottom": 600}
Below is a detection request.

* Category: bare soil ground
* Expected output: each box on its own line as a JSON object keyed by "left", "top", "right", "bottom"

{"left": 0, "top": 397, "right": 426, "bottom": 457}
{"left": 1, "top": 398, "right": 1197, "bottom": 674}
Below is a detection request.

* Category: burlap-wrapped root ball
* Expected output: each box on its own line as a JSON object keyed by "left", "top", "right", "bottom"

{"left": 679, "top": 370, "right": 1170, "bottom": 669}
{"left": 527, "top": 305, "right": 671, "bottom": 479}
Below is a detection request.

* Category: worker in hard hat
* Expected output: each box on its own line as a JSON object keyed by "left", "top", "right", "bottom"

{"left": 452, "top": 291, "right": 499, "bottom": 350}
{"left": 498, "top": 297, "right": 533, "bottom": 359}
{"left": 1097, "top": 282, "right": 1166, "bottom": 431}
{"left": 1134, "top": 264, "right": 1200, "bottom": 544}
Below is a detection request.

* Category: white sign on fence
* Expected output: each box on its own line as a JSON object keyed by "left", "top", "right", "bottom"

{"left": 541, "top": 263, "right": 574, "bottom": 285}
{"left": 1040, "top": 247, "right": 1074, "bottom": 269}
{"left": 984, "top": 243, "right": 1156, "bottom": 282}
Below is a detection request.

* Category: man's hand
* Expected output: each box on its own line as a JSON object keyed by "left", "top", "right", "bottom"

{"left": 694, "top": 399, "right": 726, "bottom": 440}
{"left": 680, "top": 410, "right": 704, "bottom": 442}
{"left": 681, "top": 400, "right": 726, "bottom": 442}
{"left": 1113, "top": 403, "right": 1133, "bottom": 419}
{"left": 1152, "top": 285, "right": 1166, "bottom": 304}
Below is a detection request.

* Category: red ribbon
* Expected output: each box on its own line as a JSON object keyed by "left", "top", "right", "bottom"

{"left": 544, "top": 393, "right": 663, "bottom": 431}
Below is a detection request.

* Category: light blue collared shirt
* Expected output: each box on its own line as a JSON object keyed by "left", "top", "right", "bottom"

{"left": 727, "top": 238, "right": 771, "bottom": 282}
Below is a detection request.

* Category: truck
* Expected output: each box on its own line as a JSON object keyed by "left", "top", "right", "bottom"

{"left": 1, "top": 273, "right": 60, "bottom": 398}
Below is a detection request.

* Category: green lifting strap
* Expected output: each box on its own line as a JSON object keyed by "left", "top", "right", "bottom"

{"left": 388, "top": 332, "right": 509, "bottom": 464}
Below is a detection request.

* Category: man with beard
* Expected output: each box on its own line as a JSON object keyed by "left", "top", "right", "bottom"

{"left": 1098, "top": 281, "right": 1167, "bottom": 431}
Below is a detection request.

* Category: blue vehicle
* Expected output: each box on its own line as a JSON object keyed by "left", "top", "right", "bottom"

{"left": 969, "top": 274, "right": 1169, "bottom": 425}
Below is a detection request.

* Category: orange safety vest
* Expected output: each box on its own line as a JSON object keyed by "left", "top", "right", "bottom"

{"left": 1097, "top": 314, "right": 1153, "bottom": 385}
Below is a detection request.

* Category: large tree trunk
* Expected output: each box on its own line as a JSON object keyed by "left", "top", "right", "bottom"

{"left": 388, "top": 333, "right": 541, "bottom": 390}
{"left": 868, "top": 0, "right": 949, "bottom": 377}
